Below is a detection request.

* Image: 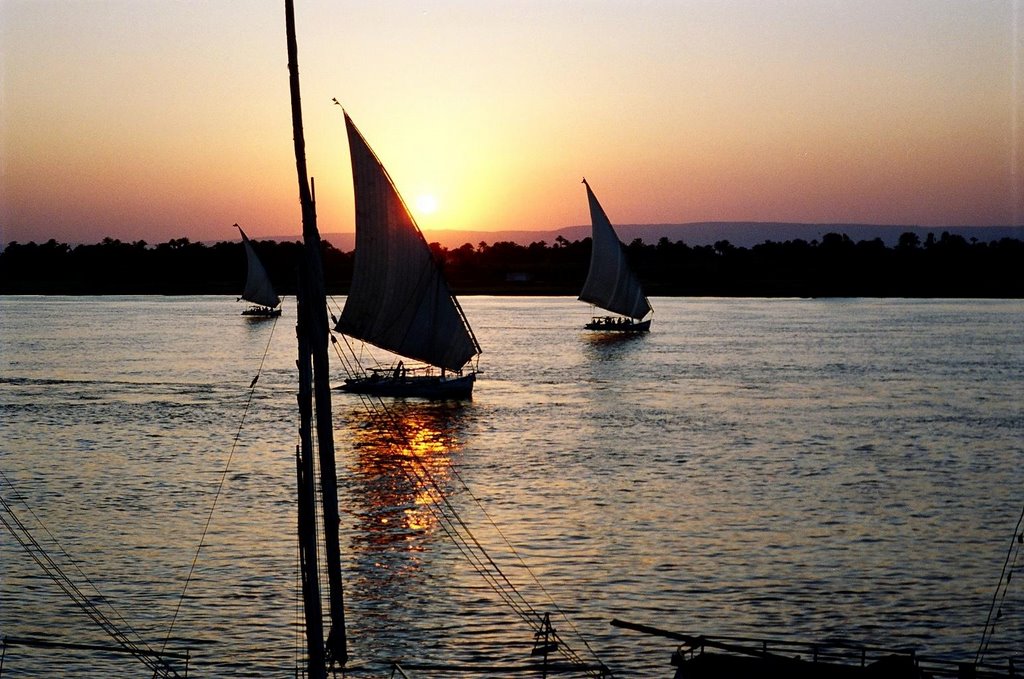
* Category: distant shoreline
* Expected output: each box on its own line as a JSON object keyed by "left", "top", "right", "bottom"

{"left": 8, "top": 223, "right": 1020, "bottom": 254}
{"left": 2, "top": 230, "right": 1022, "bottom": 298}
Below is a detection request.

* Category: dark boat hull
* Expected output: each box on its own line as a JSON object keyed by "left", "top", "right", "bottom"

{"left": 674, "top": 650, "right": 925, "bottom": 679}
{"left": 336, "top": 372, "right": 475, "bottom": 399}
{"left": 611, "top": 621, "right": 987, "bottom": 679}
{"left": 585, "top": 317, "right": 650, "bottom": 332}
{"left": 242, "top": 306, "right": 282, "bottom": 318}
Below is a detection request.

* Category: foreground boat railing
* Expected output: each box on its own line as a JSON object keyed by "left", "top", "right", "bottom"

{"left": 612, "top": 619, "right": 1021, "bottom": 678}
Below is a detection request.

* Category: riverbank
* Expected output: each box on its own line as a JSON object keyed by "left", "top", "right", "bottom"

{"left": 3, "top": 232, "right": 1022, "bottom": 297}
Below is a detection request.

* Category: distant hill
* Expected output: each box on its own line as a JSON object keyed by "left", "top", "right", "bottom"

{"left": 304, "top": 223, "right": 1023, "bottom": 251}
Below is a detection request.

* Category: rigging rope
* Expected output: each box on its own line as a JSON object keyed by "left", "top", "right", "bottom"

{"left": 0, "top": 471, "right": 182, "bottom": 678}
{"left": 430, "top": 432, "right": 606, "bottom": 666}
{"left": 158, "top": 310, "right": 282, "bottom": 664}
{"left": 976, "top": 501, "right": 1024, "bottom": 664}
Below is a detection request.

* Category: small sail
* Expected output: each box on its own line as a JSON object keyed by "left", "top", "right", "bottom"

{"left": 237, "top": 225, "right": 281, "bottom": 309}
{"left": 335, "top": 113, "right": 479, "bottom": 373}
{"left": 578, "top": 179, "right": 652, "bottom": 320}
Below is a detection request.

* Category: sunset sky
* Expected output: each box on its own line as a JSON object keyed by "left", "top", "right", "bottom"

{"left": 2, "top": 0, "right": 1022, "bottom": 246}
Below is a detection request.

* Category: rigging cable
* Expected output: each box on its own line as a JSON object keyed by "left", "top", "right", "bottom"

{"left": 429, "top": 429, "right": 605, "bottom": 668}
{"left": 158, "top": 310, "right": 282, "bottom": 665}
{"left": 976, "top": 500, "right": 1024, "bottom": 664}
{"left": 0, "top": 471, "right": 182, "bottom": 678}
{"left": 328, "top": 294, "right": 388, "bottom": 376}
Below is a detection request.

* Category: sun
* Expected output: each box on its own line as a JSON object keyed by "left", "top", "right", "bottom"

{"left": 415, "top": 193, "right": 438, "bottom": 215}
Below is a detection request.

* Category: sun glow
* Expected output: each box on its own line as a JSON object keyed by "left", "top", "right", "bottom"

{"left": 415, "top": 193, "right": 438, "bottom": 216}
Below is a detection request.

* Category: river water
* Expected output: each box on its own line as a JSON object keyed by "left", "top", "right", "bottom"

{"left": 1, "top": 296, "right": 1022, "bottom": 677}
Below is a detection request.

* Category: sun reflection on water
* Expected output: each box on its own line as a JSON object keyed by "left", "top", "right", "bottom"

{"left": 337, "top": 401, "right": 469, "bottom": 567}
{"left": 333, "top": 400, "right": 478, "bottom": 665}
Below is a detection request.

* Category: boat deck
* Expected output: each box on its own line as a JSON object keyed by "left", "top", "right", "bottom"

{"left": 612, "top": 620, "right": 1020, "bottom": 679}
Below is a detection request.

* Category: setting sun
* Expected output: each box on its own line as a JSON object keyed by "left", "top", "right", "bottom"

{"left": 415, "top": 194, "right": 438, "bottom": 216}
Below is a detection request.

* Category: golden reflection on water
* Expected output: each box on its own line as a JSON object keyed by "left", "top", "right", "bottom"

{"left": 338, "top": 401, "right": 468, "bottom": 562}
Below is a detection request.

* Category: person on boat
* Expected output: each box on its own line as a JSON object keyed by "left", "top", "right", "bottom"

{"left": 393, "top": 360, "right": 404, "bottom": 380}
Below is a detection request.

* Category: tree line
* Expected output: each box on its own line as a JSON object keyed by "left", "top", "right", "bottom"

{"left": 1, "top": 231, "right": 1021, "bottom": 297}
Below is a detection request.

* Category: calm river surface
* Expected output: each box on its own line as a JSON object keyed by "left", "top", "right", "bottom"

{"left": 1, "top": 296, "right": 1022, "bottom": 677}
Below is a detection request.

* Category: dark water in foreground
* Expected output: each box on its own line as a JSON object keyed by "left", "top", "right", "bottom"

{"left": 1, "top": 296, "right": 1022, "bottom": 676}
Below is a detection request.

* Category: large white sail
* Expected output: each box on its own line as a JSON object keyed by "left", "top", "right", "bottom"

{"left": 237, "top": 225, "right": 281, "bottom": 309}
{"left": 578, "top": 179, "right": 652, "bottom": 320}
{"left": 335, "top": 113, "right": 479, "bottom": 373}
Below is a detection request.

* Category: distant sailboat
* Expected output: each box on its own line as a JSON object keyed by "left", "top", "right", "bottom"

{"left": 578, "top": 179, "right": 652, "bottom": 331}
{"left": 333, "top": 112, "right": 481, "bottom": 399}
{"left": 236, "top": 224, "right": 282, "bottom": 318}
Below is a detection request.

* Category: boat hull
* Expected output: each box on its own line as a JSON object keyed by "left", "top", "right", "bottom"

{"left": 674, "top": 650, "right": 923, "bottom": 678}
{"left": 242, "top": 306, "right": 282, "bottom": 318}
{"left": 585, "top": 317, "right": 650, "bottom": 332}
{"left": 336, "top": 372, "right": 475, "bottom": 399}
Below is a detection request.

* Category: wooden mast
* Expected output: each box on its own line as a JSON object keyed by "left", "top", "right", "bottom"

{"left": 285, "top": 0, "right": 347, "bottom": 676}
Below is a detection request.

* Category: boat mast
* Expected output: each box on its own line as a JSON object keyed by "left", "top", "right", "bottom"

{"left": 285, "top": 0, "right": 347, "bottom": 675}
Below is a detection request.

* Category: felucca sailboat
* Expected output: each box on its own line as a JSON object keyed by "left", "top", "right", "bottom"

{"left": 332, "top": 110, "right": 481, "bottom": 399}
{"left": 236, "top": 224, "right": 282, "bottom": 317}
{"left": 578, "top": 178, "right": 652, "bottom": 332}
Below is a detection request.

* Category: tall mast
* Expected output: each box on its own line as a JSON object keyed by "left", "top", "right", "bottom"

{"left": 285, "top": 0, "right": 347, "bottom": 675}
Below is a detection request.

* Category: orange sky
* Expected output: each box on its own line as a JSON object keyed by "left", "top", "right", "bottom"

{"left": 2, "top": 0, "right": 1022, "bottom": 245}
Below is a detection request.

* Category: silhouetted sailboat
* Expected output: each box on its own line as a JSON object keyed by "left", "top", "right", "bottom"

{"left": 236, "top": 224, "right": 282, "bottom": 318}
{"left": 332, "top": 112, "right": 481, "bottom": 399}
{"left": 578, "top": 179, "right": 652, "bottom": 332}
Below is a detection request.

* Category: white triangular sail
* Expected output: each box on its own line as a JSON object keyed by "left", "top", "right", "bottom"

{"left": 578, "top": 179, "right": 652, "bottom": 319}
{"left": 335, "top": 113, "right": 479, "bottom": 373}
{"left": 237, "top": 225, "right": 281, "bottom": 309}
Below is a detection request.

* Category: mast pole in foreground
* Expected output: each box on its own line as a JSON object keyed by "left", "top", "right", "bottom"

{"left": 285, "top": 0, "right": 347, "bottom": 674}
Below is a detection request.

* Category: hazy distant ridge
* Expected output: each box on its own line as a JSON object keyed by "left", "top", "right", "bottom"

{"left": 310, "top": 222, "right": 1023, "bottom": 251}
